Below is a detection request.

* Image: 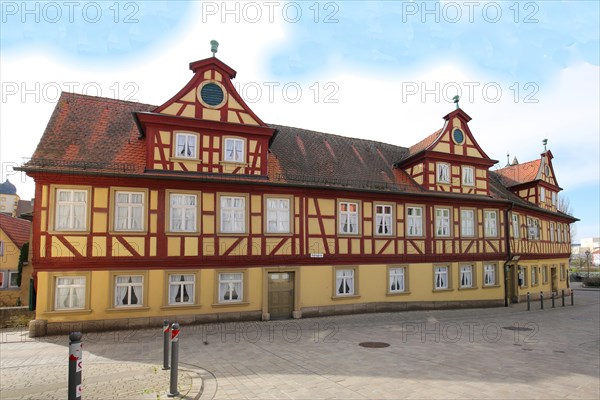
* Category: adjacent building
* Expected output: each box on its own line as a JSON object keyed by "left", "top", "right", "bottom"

{"left": 19, "top": 55, "right": 576, "bottom": 335}
{"left": 0, "top": 213, "right": 31, "bottom": 306}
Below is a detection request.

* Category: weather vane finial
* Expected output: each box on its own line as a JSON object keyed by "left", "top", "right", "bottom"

{"left": 452, "top": 95, "right": 460, "bottom": 109}
{"left": 210, "top": 40, "right": 219, "bottom": 57}
{"left": 542, "top": 138, "right": 548, "bottom": 151}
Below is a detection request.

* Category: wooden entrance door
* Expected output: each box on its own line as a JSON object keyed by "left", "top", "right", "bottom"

{"left": 268, "top": 272, "right": 294, "bottom": 320}
{"left": 551, "top": 267, "right": 558, "bottom": 293}
{"left": 507, "top": 264, "right": 518, "bottom": 303}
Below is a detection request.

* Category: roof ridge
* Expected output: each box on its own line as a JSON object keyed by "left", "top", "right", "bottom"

{"left": 60, "top": 91, "right": 157, "bottom": 109}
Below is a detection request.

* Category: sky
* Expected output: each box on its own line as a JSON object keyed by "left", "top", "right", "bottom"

{"left": 0, "top": 0, "right": 598, "bottom": 241}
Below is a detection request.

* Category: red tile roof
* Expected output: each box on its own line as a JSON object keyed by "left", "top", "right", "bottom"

{"left": 0, "top": 213, "right": 31, "bottom": 248}
{"left": 495, "top": 159, "right": 541, "bottom": 187}
{"left": 408, "top": 129, "right": 443, "bottom": 156}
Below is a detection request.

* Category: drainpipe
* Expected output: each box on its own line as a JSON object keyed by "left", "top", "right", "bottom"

{"left": 503, "top": 202, "right": 515, "bottom": 307}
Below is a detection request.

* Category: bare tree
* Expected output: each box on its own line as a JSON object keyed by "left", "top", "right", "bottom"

{"left": 558, "top": 194, "right": 577, "bottom": 267}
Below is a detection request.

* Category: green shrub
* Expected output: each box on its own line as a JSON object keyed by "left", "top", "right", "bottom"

{"left": 583, "top": 277, "right": 600, "bottom": 287}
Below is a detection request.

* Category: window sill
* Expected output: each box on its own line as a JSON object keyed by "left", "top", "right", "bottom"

{"left": 482, "top": 284, "right": 501, "bottom": 289}
{"left": 386, "top": 291, "right": 411, "bottom": 297}
{"left": 432, "top": 288, "right": 454, "bottom": 293}
{"left": 170, "top": 157, "right": 201, "bottom": 163}
{"left": 165, "top": 231, "right": 201, "bottom": 236}
{"left": 211, "top": 301, "right": 249, "bottom": 308}
{"left": 331, "top": 294, "right": 360, "bottom": 300}
{"left": 43, "top": 309, "right": 93, "bottom": 315}
{"left": 47, "top": 229, "right": 90, "bottom": 235}
{"left": 160, "top": 304, "right": 202, "bottom": 311}
{"left": 264, "top": 232, "right": 294, "bottom": 237}
{"left": 219, "top": 161, "right": 248, "bottom": 166}
{"left": 109, "top": 230, "right": 148, "bottom": 236}
{"left": 458, "top": 286, "right": 478, "bottom": 291}
{"left": 217, "top": 232, "right": 249, "bottom": 237}
{"left": 337, "top": 233, "right": 361, "bottom": 237}
{"left": 105, "top": 306, "right": 150, "bottom": 312}
{"left": 406, "top": 235, "right": 425, "bottom": 239}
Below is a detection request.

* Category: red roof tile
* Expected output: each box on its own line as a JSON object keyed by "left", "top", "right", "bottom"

{"left": 495, "top": 160, "right": 540, "bottom": 187}
{"left": 0, "top": 213, "right": 31, "bottom": 248}
{"left": 408, "top": 129, "right": 443, "bottom": 156}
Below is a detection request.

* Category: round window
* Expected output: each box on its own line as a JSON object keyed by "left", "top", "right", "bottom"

{"left": 200, "top": 83, "right": 225, "bottom": 107}
{"left": 453, "top": 129, "right": 464, "bottom": 144}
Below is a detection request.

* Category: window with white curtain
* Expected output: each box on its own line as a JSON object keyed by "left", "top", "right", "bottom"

{"left": 512, "top": 214, "right": 520, "bottom": 239}
{"left": 389, "top": 267, "right": 405, "bottom": 293}
{"left": 437, "top": 163, "right": 450, "bottom": 184}
{"left": 406, "top": 206, "right": 423, "bottom": 236}
{"left": 461, "top": 209, "right": 475, "bottom": 237}
{"left": 339, "top": 201, "right": 359, "bottom": 234}
{"left": 484, "top": 264, "right": 496, "bottom": 286}
{"left": 557, "top": 223, "right": 563, "bottom": 242}
{"left": 336, "top": 269, "right": 355, "bottom": 295}
{"left": 175, "top": 133, "right": 197, "bottom": 159}
{"left": 434, "top": 266, "right": 449, "bottom": 289}
{"left": 55, "top": 277, "right": 86, "bottom": 310}
{"left": 266, "top": 198, "right": 290, "bottom": 233}
{"left": 55, "top": 189, "right": 87, "bottom": 230}
{"left": 170, "top": 194, "right": 197, "bottom": 232}
{"left": 462, "top": 166, "right": 474, "bottom": 186}
{"left": 436, "top": 208, "right": 451, "bottom": 237}
{"left": 114, "top": 275, "right": 143, "bottom": 307}
{"left": 168, "top": 274, "right": 195, "bottom": 305}
{"left": 375, "top": 204, "right": 393, "bottom": 236}
{"left": 224, "top": 138, "right": 245, "bottom": 163}
{"left": 550, "top": 222, "right": 555, "bottom": 242}
{"left": 115, "top": 191, "right": 144, "bottom": 231}
{"left": 531, "top": 267, "right": 538, "bottom": 285}
{"left": 484, "top": 210, "right": 498, "bottom": 237}
{"left": 218, "top": 273, "right": 243, "bottom": 303}
{"left": 460, "top": 265, "right": 473, "bottom": 288}
{"left": 220, "top": 196, "right": 246, "bottom": 233}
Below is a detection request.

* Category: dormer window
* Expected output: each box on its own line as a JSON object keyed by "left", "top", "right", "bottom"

{"left": 436, "top": 163, "right": 450, "bottom": 184}
{"left": 462, "top": 166, "right": 474, "bottom": 186}
{"left": 175, "top": 133, "right": 197, "bottom": 159}
{"left": 224, "top": 138, "right": 245, "bottom": 163}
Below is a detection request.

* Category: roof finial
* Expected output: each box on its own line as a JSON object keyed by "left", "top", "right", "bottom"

{"left": 210, "top": 40, "right": 219, "bottom": 57}
{"left": 506, "top": 152, "right": 510, "bottom": 167}
{"left": 542, "top": 138, "right": 548, "bottom": 151}
{"left": 452, "top": 95, "right": 460, "bottom": 109}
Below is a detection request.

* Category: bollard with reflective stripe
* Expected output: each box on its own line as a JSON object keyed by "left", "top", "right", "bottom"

{"left": 162, "top": 320, "right": 170, "bottom": 370}
{"left": 167, "top": 323, "right": 180, "bottom": 397}
{"left": 68, "top": 332, "right": 83, "bottom": 400}
{"left": 527, "top": 292, "right": 530, "bottom": 311}
{"left": 540, "top": 291, "right": 544, "bottom": 310}
{"left": 562, "top": 289, "right": 565, "bottom": 307}
{"left": 551, "top": 292, "right": 555, "bottom": 308}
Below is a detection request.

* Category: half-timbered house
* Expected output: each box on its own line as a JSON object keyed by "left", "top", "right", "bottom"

{"left": 20, "top": 55, "right": 576, "bottom": 335}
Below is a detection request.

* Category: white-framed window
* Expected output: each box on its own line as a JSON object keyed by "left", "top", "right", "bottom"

{"left": 531, "top": 266, "right": 538, "bottom": 285}
{"left": 520, "top": 266, "right": 528, "bottom": 287}
{"left": 114, "top": 191, "right": 144, "bottom": 231}
{"left": 540, "top": 187, "right": 545, "bottom": 202}
{"left": 55, "top": 189, "right": 87, "bottom": 230}
{"left": 435, "top": 208, "right": 451, "bottom": 237}
{"left": 462, "top": 166, "right": 474, "bottom": 186}
{"left": 484, "top": 263, "right": 496, "bottom": 286}
{"left": 389, "top": 267, "right": 405, "bottom": 293}
{"left": 375, "top": 204, "right": 393, "bottom": 236}
{"left": 339, "top": 201, "right": 359, "bottom": 234}
{"left": 8, "top": 271, "right": 19, "bottom": 288}
{"left": 434, "top": 266, "right": 449, "bottom": 289}
{"left": 223, "top": 138, "right": 245, "bottom": 163}
{"left": 220, "top": 196, "right": 246, "bottom": 233}
{"left": 484, "top": 210, "right": 498, "bottom": 237}
{"left": 436, "top": 163, "right": 450, "bottom": 184}
{"left": 460, "top": 265, "right": 473, "bottom": 288}
{"left": 335, "top": 269, "right": 355, "bottom": 295}
{"left": 168, "top": 274, "right": 195, "bottom": 305}
{"left": 406, "top": 206, "right": 423, "bottom": 236}
{"left": 557, "top": 223, "right": 563, "bottom": 242}
{"left": 551, "top": 192, "right": 557, "bottom": 206}
{"left": 55, "top": 277, "right": 86, "bottom": 310}
{"left": 0, "top": 240, "right": 4, "bottom": 256}
{"left": 550, "top": 222, "right": 555, "bottom": 242}
{"left": 266, "top": 198, "right": 290, "bottom": 234}
{"left": 114, "top": 275, "right": 143, "bottom": 307}
{"left": 512, "top": 214, "right": 520, "bottom": 239}
{"left": 528, "top": 217, "right": 540, "bottom": 240}
{"left": 175, "top": 132, "right": 197, "bottom": 159}
{"left": 461, "top": 209, "right": 475, "bottom": 237}
{"left": 560, "top": 264, "right": 566, "bottom": 280}
{"left": 218, "top": 272, "right": 243, "bottom": 303}
{"left": 542, "top": 265, "right": 548, "bottom": 283}
{"left": 169, "top": 193, "right": 197, "bottom": 232}
{"left": 0, "top": 271, "right": 4, "bottom": 288}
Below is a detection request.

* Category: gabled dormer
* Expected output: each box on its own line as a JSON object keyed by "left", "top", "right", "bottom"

{"left": 495, "top": 149, "right": 562, "bottom": 211}
{"left": 395, "top": 106, "right": 497, "bottom": 195}
{"left": 134, "top": 48, "right": 275, "bottom": 176}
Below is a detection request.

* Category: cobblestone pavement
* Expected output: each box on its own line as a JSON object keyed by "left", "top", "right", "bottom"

{"left": 1, "top": 287, "right": 598, "bottom": 399}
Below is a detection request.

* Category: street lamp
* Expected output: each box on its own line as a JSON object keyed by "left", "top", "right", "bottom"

{"left": 585, "top": 250, "right": 591, "bottom": 279}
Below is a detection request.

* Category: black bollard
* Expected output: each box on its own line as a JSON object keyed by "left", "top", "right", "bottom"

{"left": 68, "top": 332, "right": 83, "bottom": 400}
{"left": 571, "top": 290, "right": 574, "bottom": 306}
{"left": 540, "top": 291, "right": 544, "bottom": 310}
{"left": 162, "top": 320, "right": 170, "bottom": 370}
{"left": 551, "top": 292, "right": 555, "bottom": 308}
{"left": 167, "top": 323, "right": 180, "bottom": 397}
{"left": 562, "top": 290, "right": 565, "bottom": 307}
{"left": 527, "top": 292, "right": 530, "bottom": 311}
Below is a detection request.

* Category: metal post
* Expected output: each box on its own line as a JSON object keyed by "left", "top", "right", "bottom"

{"left": 527, "top": 292, "right": 530, "bottom": 311}
{"left": 562, "top": 289, "right": 565, "bottom": 307}
{"left": 571, "top": 290, "right": 574, "bottom": 306}
{"left": 167, "top": 323, "right": 180, "bottom": 397}
{"left": 162, "top": 320, "right": 170, "bottom": 370}
{"left": 540, "top": 291, "right": 544, "bottom": 310}
{"left": 551, "top": 292, "right": 555, "bottom": 308}
{"left": 68, "top": 332, "right": 83, "bottom": 400}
